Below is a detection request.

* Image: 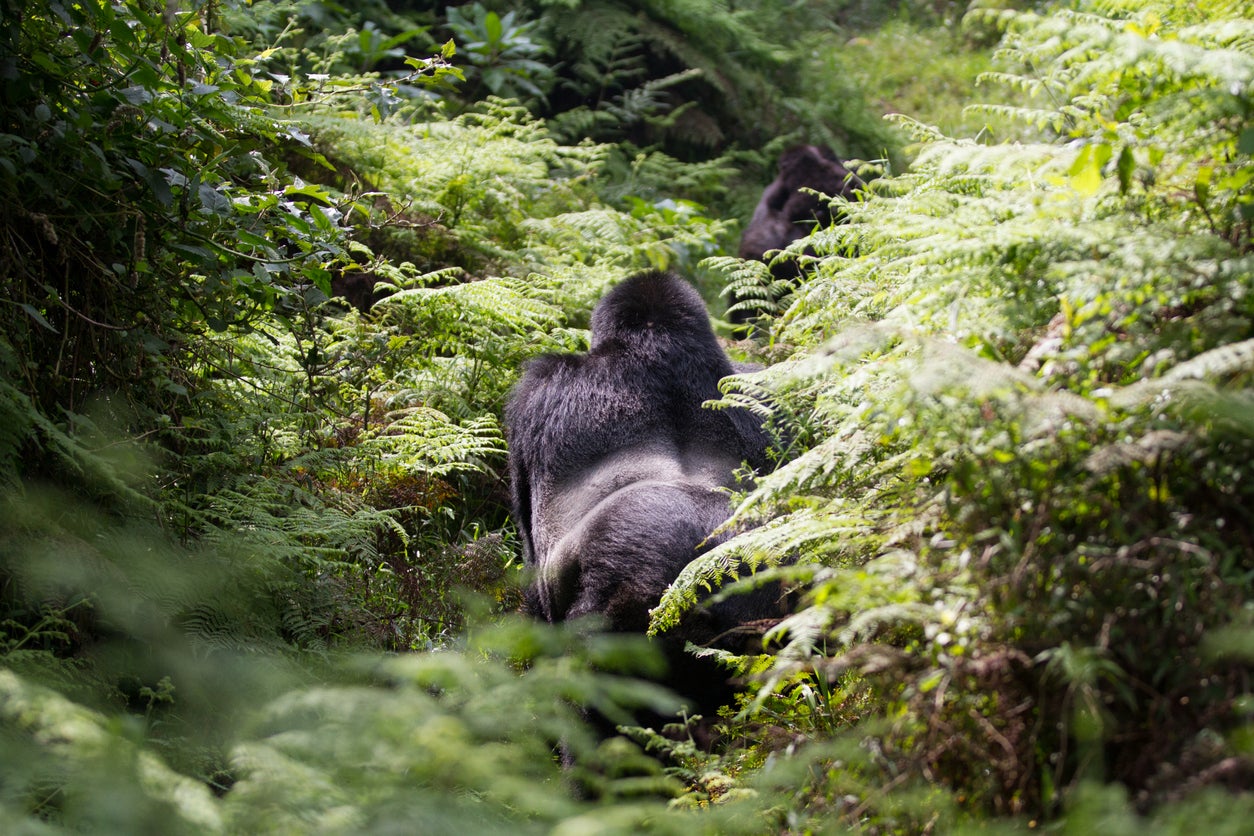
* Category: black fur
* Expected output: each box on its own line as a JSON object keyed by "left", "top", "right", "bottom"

{"left": 733, "top": 145, "right": 863, "bottom": 324}
{"left": 506, "top": 270, "right": 780, "bottom": 713}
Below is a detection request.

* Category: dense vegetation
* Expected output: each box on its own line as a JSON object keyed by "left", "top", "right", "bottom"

{"left": 1, "top": 0, "right": 1251, "bottom": 832}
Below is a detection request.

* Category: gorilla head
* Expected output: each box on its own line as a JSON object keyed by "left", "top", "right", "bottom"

{"left": 506, "top": 270, "right": 781, "bottom": 710}
{"left": 733, "top": 145, "right": 863, "bottom": 324}
{"left": 589, "top": 271, "right": 713, "bottom": 351}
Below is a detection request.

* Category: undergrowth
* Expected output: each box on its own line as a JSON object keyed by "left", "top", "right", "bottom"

{"left": 0, "top": 0, "right": 1251, "bottom": 832}
{"left": 682, "top": 0, "right": 1254, "bottom": 828}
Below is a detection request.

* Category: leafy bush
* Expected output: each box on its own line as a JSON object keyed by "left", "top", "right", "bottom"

{"left": 680, "top": 0, "right": 1254, "bottom": 826}
{"left": 0, "top": 1, "right": 741, "bottom": 827}
{"left": 0, "top": 490, "right": 697, "bottom": 833}
{"left": 445, "top": 3, "right": 555, "bottom": 102}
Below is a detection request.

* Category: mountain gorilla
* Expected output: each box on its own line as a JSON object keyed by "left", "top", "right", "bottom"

{"left": 506, "top": 270, "right": 781, "bottom": 714}
{"left": 733, "top": 144, "right": 863, "bottom": 324}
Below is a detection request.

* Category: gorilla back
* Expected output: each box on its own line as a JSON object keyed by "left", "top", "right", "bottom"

{"left": 506, "top": 271, "right": 773, "bottom": 640}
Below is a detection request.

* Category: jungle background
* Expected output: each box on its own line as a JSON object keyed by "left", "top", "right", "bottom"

{"left": 2, "top": 0, "right": 1252, "bottom": 832}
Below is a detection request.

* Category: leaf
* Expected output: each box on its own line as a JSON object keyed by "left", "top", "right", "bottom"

{"left": 484, "top": 12, "right": 503, "bottom": 46}
{"left": 283, "top": 126, "right": 312, "bottom": 147}
{"left": 283, "top": 184, "right": 334, "bottom": 207}
{"left": 1239, "top": 127, "right": 1254, "bottom": 156}
{"left": 1116, "top": 145, "right": 1134, "bottom": 194}
{"left": 1068, "top": 143, "right": 1110, "bottom": 195}
{"left": 197, "top": 183, "right": 232, "bottom": 215}
{"left": 1195, "top": 164, "right": 1213, "bottom": 204}
{"left": 120, "top": 85, "right": 152, "bottom": 104}
{"left": 20, "top": 304, "right": 57, "bottom": 333}
{"left": 379, "top": 27, "right": 429, "bottom": 52}
{"left": 166, "top": 241, "right": 215, "bottom": 262}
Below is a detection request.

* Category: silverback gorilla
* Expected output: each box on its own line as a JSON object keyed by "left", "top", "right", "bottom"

{"left": 506, "top": 270, "right": 780, "bottom": 712}
{"left": 733, "top": 144, "right": 863, "bottom": 324}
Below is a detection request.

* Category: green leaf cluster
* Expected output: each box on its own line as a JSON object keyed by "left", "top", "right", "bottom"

{"left": 676, "top": 0, "right": 1254, "bottom": 826}
{"left": 0, "top": 0, "right": 745, "bottom": 827}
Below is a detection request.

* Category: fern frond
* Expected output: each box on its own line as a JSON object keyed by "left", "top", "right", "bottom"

{"left": 1083, "top": 429, "right": 1191, "bottom": 475}
{"left": 1162, "top": 337, "right": 1254, "bottom": 383}
{"left": 365, "top": 408, "right": 506, "bottom": 477}
{"left": 1110, "top": 338, "right": 1254, "bottom": 411}
{"left": 0, "top": 669, "right": 225, "bottom": 832}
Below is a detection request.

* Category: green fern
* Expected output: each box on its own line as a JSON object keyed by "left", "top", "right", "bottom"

{"left": 363, "top": 408, "right": 506, "bottom": 477}
{"left": 655, "top": 1, "right": 1254, "bottom": 823}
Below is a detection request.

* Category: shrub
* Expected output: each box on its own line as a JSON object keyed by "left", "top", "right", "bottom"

{"left": 681, "top": 0, "right": 1254, "bottom": 825}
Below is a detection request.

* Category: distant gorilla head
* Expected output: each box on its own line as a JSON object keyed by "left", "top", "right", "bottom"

{"left": 733, "top": 145, "right": 863, "bottom": 324}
